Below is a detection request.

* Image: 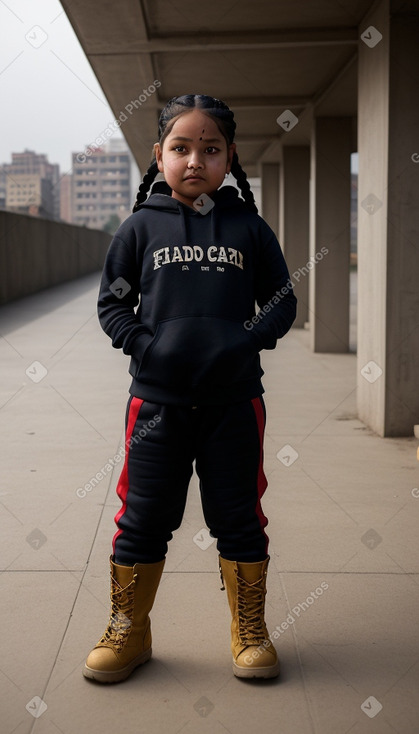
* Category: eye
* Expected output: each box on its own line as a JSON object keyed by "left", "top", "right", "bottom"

{"left": 172, "top": 145, "right": 186, "bottom": 153}
{"left": 205, "top": 146, "right": 219, "bottom": 154}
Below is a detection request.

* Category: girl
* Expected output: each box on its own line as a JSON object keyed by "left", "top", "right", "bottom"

{"left": 83, "top": 94, "right": 297, "bottom": 684}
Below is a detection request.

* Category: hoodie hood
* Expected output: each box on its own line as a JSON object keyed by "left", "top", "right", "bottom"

{"left": 137, "top": 185, "right": 246, "bottom": 249}
{"left": 138, "top": 185, "right": 246, "bottom": 214}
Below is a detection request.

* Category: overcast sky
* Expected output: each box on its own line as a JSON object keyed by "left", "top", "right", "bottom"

{"left": 0, "top": 0, "right": 127, "bottom": 175}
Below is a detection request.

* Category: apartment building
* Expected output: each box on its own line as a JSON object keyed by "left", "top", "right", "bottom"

{"left": 2, "top": 150, "right": 60, "bottom": 219}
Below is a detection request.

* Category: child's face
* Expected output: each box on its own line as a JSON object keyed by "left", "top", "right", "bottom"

{"left": 154, "top": 109, "right": 236, "bottom": 208}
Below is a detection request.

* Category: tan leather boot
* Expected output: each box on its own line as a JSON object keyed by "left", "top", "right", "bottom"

{"left": 83, "top": 556, "right": 164, "bottom": 683}
{"left": 219, "top": 556, "right": 279, "bottom": 679}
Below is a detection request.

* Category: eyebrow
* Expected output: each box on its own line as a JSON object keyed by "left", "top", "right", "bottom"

{"left": 170, "top": 136, "right": 223, "bottom": 143}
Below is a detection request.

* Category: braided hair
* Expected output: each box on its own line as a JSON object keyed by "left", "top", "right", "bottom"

{"left": 132, "top": 94, "right": 257, "bottom": 213}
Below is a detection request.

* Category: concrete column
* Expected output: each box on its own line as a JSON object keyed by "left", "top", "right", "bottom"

{"left": 309, "top": 117, "right": 352, "bottom": 352}
{"left": 357, "top": 0, "right": 419, "bottom": 436}
{"left": 260, "top": 163, "right": 280, "bottom": 238}
{"left": 279, "top": 146, "right": 310, "bottom": 327}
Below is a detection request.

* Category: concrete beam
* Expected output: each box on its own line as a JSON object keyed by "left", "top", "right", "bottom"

{"left": 96, "top": 28, "right": 358, "bottom": 54}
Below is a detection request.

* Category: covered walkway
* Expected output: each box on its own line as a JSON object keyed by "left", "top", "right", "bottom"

{"left": 60, "top": 0, "right": 419, "bottom": 437}
{"left": 1, "top": 274, "right": 418, "bottom": 733}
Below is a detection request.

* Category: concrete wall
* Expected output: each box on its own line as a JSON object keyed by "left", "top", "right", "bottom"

{"left": 384, "top": 7, "right": 419, "bottom": 435}
{"left": 0, "top": 212, "right": 112, "bottom": 304}
{"left": 261, "top": 163, "right": 280, "bottom": 237}
{"left": 357, "top": 0, "right": 419, "bottom": 436}
{"left": 357, "top": 0, "right": 389, "bottom": 434}
{"left": 309, "top": 117, "right": 352, "bottom": 352}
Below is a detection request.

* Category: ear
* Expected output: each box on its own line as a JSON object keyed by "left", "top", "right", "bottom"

{"left": 154, "top": 143, "right": 164, "bottom": 173}
{"left": 226, "top": 143, "right": 236, "bottom": 174}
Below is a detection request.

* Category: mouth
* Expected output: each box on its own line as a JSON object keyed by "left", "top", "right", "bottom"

{"left": 184, "top": 175, "right": 204, "bottom": 181}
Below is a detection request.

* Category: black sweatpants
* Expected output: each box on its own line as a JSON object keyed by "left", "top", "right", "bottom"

{"left": 113, "top": 396, "right": 270, "bottom": 565}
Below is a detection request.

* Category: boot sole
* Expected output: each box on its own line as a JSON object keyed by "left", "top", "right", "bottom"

{"left": 83, "top": 647, "right": 152, "bottom": 684}
{"left": 233, "top": 659, "right": 280, "bottom": 679}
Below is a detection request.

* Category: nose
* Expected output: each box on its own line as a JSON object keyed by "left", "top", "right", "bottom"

{"left": 187, "top": 150, "right": 204, "bottom": 169}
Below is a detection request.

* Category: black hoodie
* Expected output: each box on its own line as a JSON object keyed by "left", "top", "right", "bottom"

{"left": 97, "top": 186, "right": 297, "bottom": 406}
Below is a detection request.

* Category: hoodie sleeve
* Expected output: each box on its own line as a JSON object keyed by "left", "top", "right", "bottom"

{"left": 97, "top": 231, "right": 153, "bottom": 361}
{"left": 250, "top": 221, "right": 297, "bottom": 350}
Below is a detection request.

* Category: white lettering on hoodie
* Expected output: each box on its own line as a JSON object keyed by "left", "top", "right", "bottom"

{"left": 153, "top": 245, "right": 243, "bottom": 270}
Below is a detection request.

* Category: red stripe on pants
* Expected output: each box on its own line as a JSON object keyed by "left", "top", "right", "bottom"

{"left": 112, "top": 397, "right": 144, "bottom": 555}
{"left": 251, "top": 397, "right": 269, "bottom": 555}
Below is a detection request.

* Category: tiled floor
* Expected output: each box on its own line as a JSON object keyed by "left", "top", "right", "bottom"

{"left": 1, "top": 273, "right": 418, "bottom": 734}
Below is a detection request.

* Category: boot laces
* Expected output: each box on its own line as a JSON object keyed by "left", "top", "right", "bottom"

{"left": 100, "top": 574, "right": 136, "bottom": 652}
{"left": 237, "top": 576, "right": 267, "bottom": 645}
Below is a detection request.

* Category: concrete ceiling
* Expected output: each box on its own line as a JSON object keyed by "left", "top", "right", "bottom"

{"left": 61, "top": 0, "right": 375, "bottom": 175}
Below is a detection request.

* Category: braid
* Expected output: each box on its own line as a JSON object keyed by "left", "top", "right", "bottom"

{"left": 132, "top": 160, "right": 158, "bottom": 212}
{"left": 230, "top": 152, "right": 258, "bottom": 213}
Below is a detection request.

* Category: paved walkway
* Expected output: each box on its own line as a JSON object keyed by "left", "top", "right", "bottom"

{"left": 1, "top": 272, "right": 418, "bottom": 734}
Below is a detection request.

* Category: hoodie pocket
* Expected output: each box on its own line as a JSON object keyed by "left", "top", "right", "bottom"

{"left": 136, "top": 316, "right": 259, "bottom": 391}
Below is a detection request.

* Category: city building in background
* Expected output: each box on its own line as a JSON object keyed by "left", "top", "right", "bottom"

{"left": 70, "top": 138, "right": 131, "bottom": 230}
{"left": 1, "top": 150, "right": 60, "bottom": 219}
{"left": 0, "top": 142, "right": 134, "bottom": 231}
{"left": 0, "top": 167, "right": 6, "bottom": 209}
{"left": 6, "top": 173, "right": 54, "bottom": 219}
{"left": 59, "top": 173, "right": 73, "bottom": 223}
